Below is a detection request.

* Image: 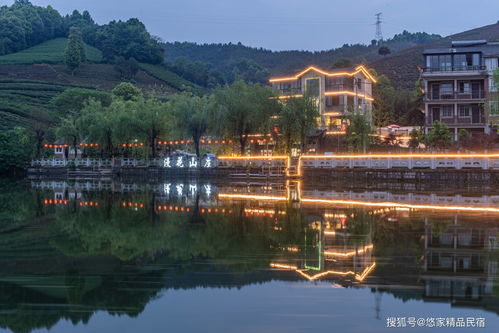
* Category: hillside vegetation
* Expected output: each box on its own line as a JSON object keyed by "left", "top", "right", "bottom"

{"left": 0, "top": 38, "right": 102, "bottom": 65}
{"left": 0, "top": 79, "right": 86, "bottom": 130}
{"left": 164, "top": 31, "right": 442, "bottom": 77}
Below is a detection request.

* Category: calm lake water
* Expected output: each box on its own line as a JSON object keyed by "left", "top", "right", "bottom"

{"left": 1, "top": 179, "right": 498, "bottom": 333}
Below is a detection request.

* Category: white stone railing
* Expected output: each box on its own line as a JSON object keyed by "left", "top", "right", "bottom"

{"left": 31, "top": 158, "right": 113, "bottom": 168}
{"left": 300, "top": 155, "right": 499, "bottom": 170}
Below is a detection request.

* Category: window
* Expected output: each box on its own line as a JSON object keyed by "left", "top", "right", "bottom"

{"left": 459, "top": 105, "right": 470, "bottom": 117}
{"left": 305, "top": 78, "right": 320, "bottom": 97}
{"left": 55, "top": 147, "right": 63, "bottom": 153}
{"left": 440, "top": 83, "right": 453, "bottom": 96}
{"left": 490, "top": 101, "right": 499, "bottom": 116}
{"left": 459, "top": 82, "right": 470, "bottom": 94}
{"left": 356, "top": 79, "right": 362, "bottom": 90}
{"left": 441, "top": 105, "right": 454, "bottom": 118}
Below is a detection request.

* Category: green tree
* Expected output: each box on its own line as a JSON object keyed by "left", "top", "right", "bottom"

{"left": 408, "top": 128, "right": 422, "bottom": 150}
{"left": 78, "top": 99, "right": 117, "bottom": 157}
{"left": 114, "top": 56, "right": 139, "bottom": 80}
{"left": 346, "top": 112, "right": 372, "bottom": 153}
{"left": 64, "top": 27, "right": 83, "bottom": 74}
{"left": 112, "top": 82, "right": 142, "bottom": 101}
{"left": 214, "top": 79, "right": 279, "bottom": 155}
{"left": 425, "top": 121, "right": 453, "bottom": 149}
{"left": 56, "top": 113, "right": 81, "bottom": 158}
{"left": 132, "top": 98, "right": 172, "bottom": 157}
{"left": 0, "top": 127, "right": 33, "bottom": 174}
{"left": 372, "top": 74, "right": 395, "bottom": 127}
{"left": 170, "top": 94, "right": 214, "bottom": 156}
{"left": 51, "top": 88, "right": 112, "bottom": 117}
{"left": 378, "top": 46, "right": 391, "bottom": 57}
{"left": 277, "top": 93, "right": 319, "bottom": 154}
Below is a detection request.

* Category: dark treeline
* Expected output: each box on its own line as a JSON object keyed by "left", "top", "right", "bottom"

{"left": 0, "top": 0, "right": 163, "bottom": 64}
{"left": 164, "top": 31, "right": 442, "bottom": 77}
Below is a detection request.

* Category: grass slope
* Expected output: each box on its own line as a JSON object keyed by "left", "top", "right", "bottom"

{"left": 0, "top": 38, "right": 103, "bottom": 65}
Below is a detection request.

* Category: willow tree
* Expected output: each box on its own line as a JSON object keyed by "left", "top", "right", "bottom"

{"left": 214, "top": 79, "right": 279, "bottom": 155}
{"left": 132, "top": 98, "right": 172, "bottom": 158}
{"left": 277, "top": 93, "right": 319, "bottom": 155}
{"left": 56, "top": 112, "right": 82, "bottom": 158}
{"left": 170, "top": 94, "right": 214, "bottom": 156}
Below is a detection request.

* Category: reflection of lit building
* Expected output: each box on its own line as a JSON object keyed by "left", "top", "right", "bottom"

{"left": 423, "top": 216, "right": 498, "bottom": 305}
{"left": 270, "top": 217, "right": 376, "bottom": 283}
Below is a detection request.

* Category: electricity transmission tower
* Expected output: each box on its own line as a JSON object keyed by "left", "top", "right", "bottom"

{"left": 375, "top": 13, "right": 383, "bottom": 41}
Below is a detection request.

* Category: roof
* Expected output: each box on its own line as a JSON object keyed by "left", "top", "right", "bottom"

{"left": 269, "top": 65, "right": 377, "bottom": 83}
{"left": 423, "top": 41, "right": 499, "bottom": 57}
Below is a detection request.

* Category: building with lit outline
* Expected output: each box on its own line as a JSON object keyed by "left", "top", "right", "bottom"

{"left": 269, "top": 65, "right": 376, "bottom": 131}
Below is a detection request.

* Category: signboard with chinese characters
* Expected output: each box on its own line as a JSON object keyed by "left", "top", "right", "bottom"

{"left": 163, "top": 155, "right": 217, "bottom": 169}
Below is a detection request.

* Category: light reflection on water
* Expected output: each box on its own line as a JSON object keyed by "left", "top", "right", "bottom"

{"left": 0, "top": 179, "right": 498, "bottom": 332}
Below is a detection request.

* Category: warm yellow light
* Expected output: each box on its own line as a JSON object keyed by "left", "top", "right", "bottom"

{"left": 324, "top": 244, "right": 374, "bottom": 257}
{"left": 270, "top": 263, "right": 298, "bottom": 270}
{"left": 300, "top": 153, "right": 499, "bottom": 159}
{"left": 301, "top": 198, "right": 499, "bottom": 213}
{"left": 277, "top": 94, "right": 303, "bottom": 99}
{"left": 355, "top": 262, "right": 377, "bottom": 281}
{"left": 269, "top": 65, "right": 377, "bottom": 83}
{"left": 218, "top": 155, "right": 288, "bottom": 160}
{"left": 219, "top": 194, "right": 288, "bottom": 201}
{"left": 325, "top": 131, "right": 346, "bottom": 135}
{"left": 324, "top": 91, "right": 374, "bottom": 101}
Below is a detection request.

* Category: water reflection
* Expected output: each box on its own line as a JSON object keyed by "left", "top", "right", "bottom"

{"left": 0, "top": 179, "right": 498, "bottom": 332}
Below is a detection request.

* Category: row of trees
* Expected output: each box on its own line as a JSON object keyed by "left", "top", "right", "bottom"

{"left": 54, "top": 80, "right": 321, "bottom": 158}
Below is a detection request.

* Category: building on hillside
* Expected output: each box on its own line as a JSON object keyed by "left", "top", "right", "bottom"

{"left": 269, "top": 65, "right": 376, "bottom": 131}
{"left": 421, "top": 40, "right": 499, "bottom": 139}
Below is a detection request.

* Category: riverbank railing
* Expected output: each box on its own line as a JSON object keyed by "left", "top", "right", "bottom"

{"left": 299, "top": 154, "right": 499, "bottom": 172}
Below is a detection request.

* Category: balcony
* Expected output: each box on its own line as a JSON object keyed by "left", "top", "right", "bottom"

{"left": 423, "top": 66, "right": 487, "bottom": 75}
{"left": 425, "top": 91, "right": 485, "bottom": 101}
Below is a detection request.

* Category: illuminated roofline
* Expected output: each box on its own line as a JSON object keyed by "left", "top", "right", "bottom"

{"left": 269, "top": 65, "right": 377, "bottom": 83}
{"left": 271, "top": 262, "right": 376, "bottom": 282}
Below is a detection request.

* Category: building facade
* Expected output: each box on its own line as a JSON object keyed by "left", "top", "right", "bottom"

{"left": 269, "top": 65, "right": 376, "bottom": 131}
{"left": 421, "top": 40, "right": 499, "bottom": 139}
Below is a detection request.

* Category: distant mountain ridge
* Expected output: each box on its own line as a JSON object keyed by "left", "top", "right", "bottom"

{"left": 164, "top": 31, "right": 441, "bottom": 78}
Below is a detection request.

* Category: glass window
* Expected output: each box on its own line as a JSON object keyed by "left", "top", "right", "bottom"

{"left": 454, "top": 54, "right": 466, "bottom": 70}
{"left": 459, "top": 105, "right": 470, "bottom": 117}
{"left": 440, "top": 55, "right": 452, "bottom": 71}
{"left": 490, "top": 101, "right": 499, "bottom": 115}
{"left": 459, "top": 82, "right": 470, "bottom": 94}
{"left": 305, "top": 78, "right": 320, "bottom": 97}
{"left": 441, "top": 105, "right": 454, "bottom": 118}
{"left": 441, "top": 83, "right": 453, "bottom": 95}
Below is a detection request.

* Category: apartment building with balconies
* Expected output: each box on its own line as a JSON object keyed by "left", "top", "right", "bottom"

{"left": 421, "top": 40, "right": 499, "bottom": 139}
{"left": 269, "top": 65, "right": 376, "bottom": 131}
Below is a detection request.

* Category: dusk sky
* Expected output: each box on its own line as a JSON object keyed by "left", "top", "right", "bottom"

{"left": 26, "top": 0, "right": 499, "bottom": 51}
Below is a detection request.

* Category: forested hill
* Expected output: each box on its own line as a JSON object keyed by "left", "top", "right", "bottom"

{"left": 0, "top": 0, "right": 163, "bottom": 64}
{"left": 164, "top": 31, "right": 442, "bottom": 77}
